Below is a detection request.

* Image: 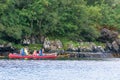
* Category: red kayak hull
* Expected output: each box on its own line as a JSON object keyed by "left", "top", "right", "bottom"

{"left": 9, "top": 53, "right": 57, "bottom": 59}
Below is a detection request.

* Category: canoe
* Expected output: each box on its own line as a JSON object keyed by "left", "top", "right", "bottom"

{"left": 9, "top": 53, "right": 33, "bottom": 59}
{"left": 9, "top": 53, "right": 57, "bottom": 59}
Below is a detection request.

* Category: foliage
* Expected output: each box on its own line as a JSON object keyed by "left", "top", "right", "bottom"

{"left": 0, "top": 0, "right": 119, "bottom": 44}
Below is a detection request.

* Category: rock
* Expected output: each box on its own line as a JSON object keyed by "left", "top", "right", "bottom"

{"left": 31, "top": 36, "right": 36, "bottom": 44}
{"left": 44, "top": 48, "right": 51, "bottom": 52}
{"left": 43, "top": 38, "right": 63, "bottom": 51}
{"left": 115, "top": 39, "right": 120, "bottom": 46}
{"left": 50, "top": 40, "right": 57, "bottom": 50}
{"left": 48, "top": 49, "right": 64, "bottom": 54}
{"left": 40, "top": 36, "right": 45, "bottom": 43}
{"left": 77, "top": 46, "right": 81, "bottom": 52}
{"left": 112, "top": 41, "right": 119, "bottom": 52}
{"left": 105, "top": 42, "right": 112, "bottom": 52}
{"left": 90, "top": 44, "right": 105, "bottom": 52}
{"left": 81, "top": 47, "right": 89, "bottom": 52}
{"left": 43, "top": 38, "right": 51, "bottom": 49}
{"left": 50, "top": 45, "right": 57, "bottom": 50}
{"left": 97, "top": 46, "right": 105, "bottom": 52}
{"left": 105, "top": 40, "right": 120, "bottom": 53}
{"left": 99, "top": 28, "right": 118, "bottom": 42}
{"left": 0, "top": 44, "right": 4, "bottom": 47}
{"left": 92, "top": 46, "right": 97, "bottom": 52}
{"left": 5, "top": 43, "right": 12, "bottom": 47}
{"left": 55, "top": 40, "right": 63, "bottom": 49}
{"left": 22, "top": 39, "right": 30, "bottom": 45}
{"left": 68, "top": 44, "right": 74, "bottom": 49}
{"left": 67, "top": 44, "right": 75, "bottom": 52}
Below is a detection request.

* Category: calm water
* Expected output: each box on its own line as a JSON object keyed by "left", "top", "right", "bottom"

{"left": 0, "top": 59, "right": 120, "bottom": 80}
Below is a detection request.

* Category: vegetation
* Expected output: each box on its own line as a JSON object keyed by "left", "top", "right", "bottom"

{"left": 0, "top": 0, "right": 120, "bottom": 45}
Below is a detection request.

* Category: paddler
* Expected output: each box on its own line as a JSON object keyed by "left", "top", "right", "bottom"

{"left": 24, "top": 47, "right": 29, "bottom": 55}
{"left": 20, "top": 48, "right": 25, "bottom": 56}
{"left": 39, "top": 49, "right": 43, "bottom": 56}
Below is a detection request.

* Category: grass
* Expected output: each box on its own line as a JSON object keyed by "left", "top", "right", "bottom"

{"left": 48, "top": 36, "right": 79, "bottom": 49}
{"left": 29, "top": 44, "right": 42, "bottom": 51}
{"left": 13, "top": 43, "right": 43, "bottom": 51}
{"left": 48, "top": 36, "right": 106, "bottom": 50}
{"left": 12, "top": 37, "right": 105, "bottom": 51}
{"left": 94, "top": 42, "right": 105, "bottom": 47}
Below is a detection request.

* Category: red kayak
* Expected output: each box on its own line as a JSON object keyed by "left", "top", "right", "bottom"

{"left": 9, "top": 53, "right": 57, "bottom": 59}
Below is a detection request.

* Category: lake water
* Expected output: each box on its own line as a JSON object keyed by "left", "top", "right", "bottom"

{"left": 0, "top": 59, "right": 120, "bottom": 80}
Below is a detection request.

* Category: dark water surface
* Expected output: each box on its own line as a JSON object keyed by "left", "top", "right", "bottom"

{"left": 0, "top": 59, "right": 120, "bottom": 80}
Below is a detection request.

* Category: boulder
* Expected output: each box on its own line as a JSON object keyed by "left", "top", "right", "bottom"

{"left": 43, "top": 38, "right": 51, "bottom": 49}
{"left": 96, "top": 46, "right": 105, "bottom": 52}
{"left": 105, "top": 40, "right": 120, "bottom": 53}
{"left": 55, "top": 40, "right": 63, "bottom": 49}
{"left": 112, "top": 41, "right": 119, "bottom": 52}
{"left": 40, "top": 36, "right": 45, "bottom": 43}
{"left": 67, "top": 44, "right": 75, "bottom": 52}
{"left": 50, "top": 45, "right": 57, "bottom": 50}
{"left": 99, "top": 28, "right": 118, "bottom": 42}
{"left": 5, "top": 43, "right": 12, "bottom": 47}
{"left": 22, "top": 39, "right": 30, "bottom": 45}
{"left": 31, "top": 37, "right": 36, "bottom": 44}
{"left": 43, "top": 38, "right": 63, "bottom": 51}
{"left": 115, "top": 39, "right": 120, "bottom": 46}
{"left": 105, "top": 42, "right": 112, "bottom": 52}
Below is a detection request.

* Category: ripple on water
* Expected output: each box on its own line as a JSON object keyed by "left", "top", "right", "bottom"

{"left": 0, "top": 59, "right": 120, "bottom": 80}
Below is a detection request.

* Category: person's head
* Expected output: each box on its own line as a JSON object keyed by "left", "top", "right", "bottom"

{"left": 37, "top": 50, "right": 39, "bottom": 53}
{"left": 42, "top": 48, "right": 44, "bottom": 52}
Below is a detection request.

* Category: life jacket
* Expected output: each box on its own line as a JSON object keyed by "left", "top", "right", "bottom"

{"left": 20, "top": 48, "right": 25, "bottom": 56}
{"left": 24, "top": 48, "right": 29, "bottom": 55}
{"left": 33, "top": 50, "right": 38, "bottom": 56}
{"left": 39, "top": 49, "right": 43, "bottom": 56}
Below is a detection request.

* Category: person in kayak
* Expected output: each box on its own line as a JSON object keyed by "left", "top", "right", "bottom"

{"left": 39, "top": 48, "right": 45, "bottom": 56}
{"left": 20, "top": 48, "right": 26, "bottom": 56}
{"left": 20, "top": 47, "right": 29, "bottom": 56}
{"left": 33, "top": 50, "right": 39, "bottom": 56}
{"left": 39, "top": 49, "right": 43, "bottom": 56}
{"left": 24, "top": 47, "right": 29, "bottom": 55}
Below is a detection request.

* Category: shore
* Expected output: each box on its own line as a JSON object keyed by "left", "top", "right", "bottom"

{"left": 0, "top": 51, "right": 116, "bottom": 60}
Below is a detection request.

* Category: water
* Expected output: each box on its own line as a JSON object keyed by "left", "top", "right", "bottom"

{"left": 0, "top": 59, "right": 120, "bottom": 80}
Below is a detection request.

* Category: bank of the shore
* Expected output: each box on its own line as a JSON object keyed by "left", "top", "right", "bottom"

{"left": 0, "top": 56, "right": 107, "bottom": 60}
{"left": 1, "top": 33, "right": 120, "bottom": 59}
{"left": 0, "top": 51, "right": 115, "bottom": 60}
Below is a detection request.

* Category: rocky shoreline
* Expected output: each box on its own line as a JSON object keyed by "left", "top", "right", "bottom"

{"left": 1, "top": 28, "right": 120, "bottom": 59}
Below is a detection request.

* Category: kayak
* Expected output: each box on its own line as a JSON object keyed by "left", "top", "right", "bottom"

{"left": 9, "top": 53, "right": 57, "bottom": 59}
{"left": 9, "top": 53, "right": 33, "bottom": 59}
